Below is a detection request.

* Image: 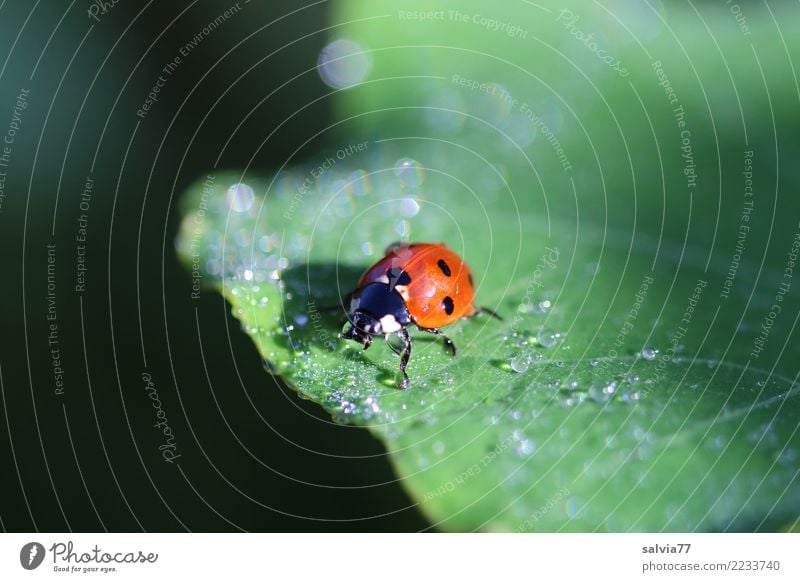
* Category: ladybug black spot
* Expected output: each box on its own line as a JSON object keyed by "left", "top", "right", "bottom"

{"left": 387, "top": 267, "right": 412, "bottom": 291}
{"left": 437, "top": 259, "right": 452, "bottom": 277}
{"left": 442, "top": 295, "right": 454, "bottom": 315}
{"left": 468, "top": 273, "right": 474, "bottom": 287}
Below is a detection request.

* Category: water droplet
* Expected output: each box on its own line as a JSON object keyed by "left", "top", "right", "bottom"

{"left": 641, "top": 347, "right": 658, "bottom": 361}
{"left": 432, "top": 441, "right": 445, "bottom": 455}
{"left": 587, "top": 380, "right": 612, "bottom": 403}
{"left": 294, "top": 314, "right": 309, "bottom": 326}
{"left": 536, "top": 328, "right": 561, "bottom": 348}
{"left": 399, "top": 197, "right": 420, "bottom": 217}
{"left": 393, "top": 158, "right": 425, "bottom": 188}
{"left": 348, "top": 169, "right": 371, "bottom": 196}
{"left": 225, "top": 183, "right": 255, "bottom": 212}
{"left": 510, "top": 354, "right": 531, "bottom": 373}
{"left": 258, "top": 235, "right": 272, "bottom": 253}
{"left": 340, "top": 399, "right": 356, "bottom": 415}
{"left": 563, "top": 380, "right": 580, "bottom": 391}
{"left": 361, "top": 241, "right": 374, "bottom": 255}
{"left": 395, "top": 219, "right": 411, "bottom": 238}
{"left": 317, "top": 39, "right": 371, "bottom": 89}
{"left": 515, "top": 439, "right": 535, "bottom": 457}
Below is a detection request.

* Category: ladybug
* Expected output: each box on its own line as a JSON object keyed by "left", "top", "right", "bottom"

{"left": 341, "top": 242, "right": 500, "bottom": 389}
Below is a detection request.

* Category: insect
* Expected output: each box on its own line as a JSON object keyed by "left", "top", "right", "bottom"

{"left": 341, "top": 242, "right": 501, "bottom": 389}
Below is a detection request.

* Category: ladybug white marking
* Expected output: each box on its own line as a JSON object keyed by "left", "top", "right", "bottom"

{"left": 379, "top": 314, "right": 402, "bottom": 333}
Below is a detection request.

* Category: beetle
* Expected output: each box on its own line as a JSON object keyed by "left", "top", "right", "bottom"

{"left": 341, "top": 242, "right": 500, "bottom": 389}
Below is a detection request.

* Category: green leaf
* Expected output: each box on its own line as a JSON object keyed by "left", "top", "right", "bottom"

{"left": 176, "top": 0, "right": 800, "bottom": 530}
{"left": 176, "top": 150, "right": 799, "bottom": 531}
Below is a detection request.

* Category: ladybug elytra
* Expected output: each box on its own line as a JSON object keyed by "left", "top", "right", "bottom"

{"left": 341, "top": 242, "right": 500, "bottom": 389}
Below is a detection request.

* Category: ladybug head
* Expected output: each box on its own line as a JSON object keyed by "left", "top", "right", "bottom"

{"left": 342, "top": 283, "right": 412, "bottom": 348}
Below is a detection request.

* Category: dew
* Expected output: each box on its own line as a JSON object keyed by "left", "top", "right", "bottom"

{"left": 340, "top": 399, "right": 357, "bottom": 415}
{"left": 317, "top": 39, "right": 371, "bottom": 89}
{"left": 243, "top": 269, "right": 254, "bottom": 281}
{"left": 536, "top": 328, "right": 561, "bottom": 348}
{"left": 399, "top": 197, "right": 421, "bottom": 217}
{"left": 225, "top": 183, "right": 255, "bottom": 212}
{"left": 517, "top": 303, "right": 534, "bottom": 315}
{"left": 257, "top": 235, "right": 272, "bottom": 253}
{"left": 395, "top": 219, "right": 411, "bottom": 238}
{"left": 233, "top": 228, "right": 252, "bottom": 247}
{"left": 361, "top": 241, "right": 374, "bottom": 255}
{"left": 563, "top": 393, "right": 586, "bottom": 407}
{"left": 537, "top": 299, "right": 552, "bottom": 313}
{"left": 432, "top": 441, "right": 445, "bottom": 455}
{"left": 514, "top": 438, "right": 535, "bottom": 457}
{"left": 294, "top": 314, "right": 309, "bottom": 326}
{"left": 620, "top": 390, "right": 642, "bottom": 404}
{"left": 362, "top": 395, "right": 381, "bottom": 417}
{"left": 587, "top": 380, "right": 615, "bottom": 403}
{"left": 348, "top": 169, "right": 372, "bottom": 196}
{"left": 393, "top": 158, "right": 425, "bottom": 188}
{"left": 590, "top": 359, "right": 600, "bottom": 367}
{"left": 641, "top": 347, "right": 658, "bottom": 361}
{"left": 510, "top": 354, "right": 531, "bottom": 373}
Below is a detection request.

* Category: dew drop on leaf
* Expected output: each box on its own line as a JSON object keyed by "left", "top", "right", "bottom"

{"left": 537, "top": 328, "right": 561, "bottom": 348}
{"left": 641, "top": 347, "right": 658, "bottom": 360}
{"left": 510, "top": 354, "right": 531, "bottom": 373}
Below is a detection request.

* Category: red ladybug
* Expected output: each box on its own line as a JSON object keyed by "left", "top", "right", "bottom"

{"left": 342, "top": 242, "right": 500, "bottom": 389}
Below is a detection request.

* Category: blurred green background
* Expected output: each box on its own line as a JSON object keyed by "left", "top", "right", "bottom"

{"left": 1, "top": 0, "right": 798, "bottom": 531}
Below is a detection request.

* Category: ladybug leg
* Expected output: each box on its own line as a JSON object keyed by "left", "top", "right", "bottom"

{"left": 397, "top": 327, "right": 412, "bottom": 390}
{"left": 471, "top": 306, "right": 503, "bottom": 321}
{"left": 420, "top": 327, "right": 457, "bottom": 357}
